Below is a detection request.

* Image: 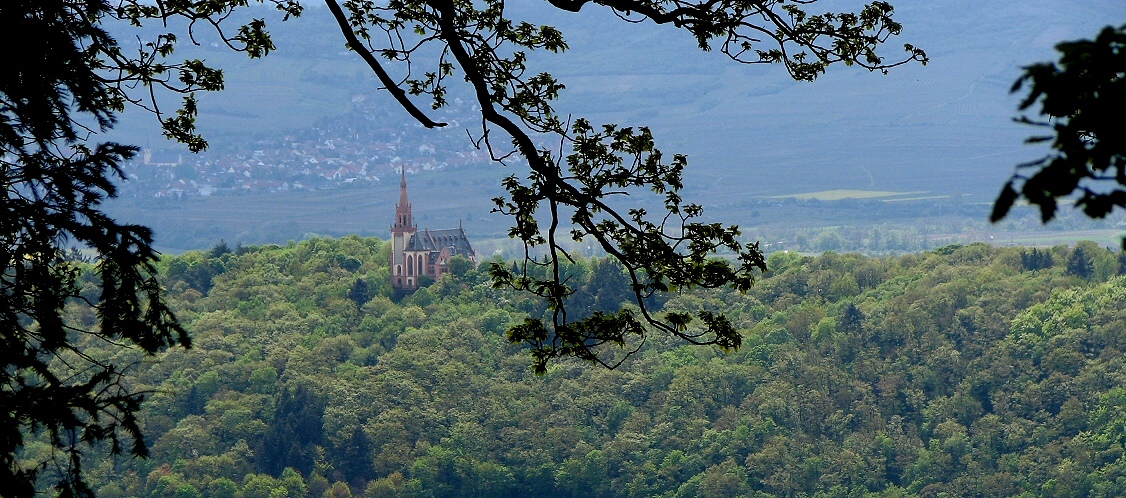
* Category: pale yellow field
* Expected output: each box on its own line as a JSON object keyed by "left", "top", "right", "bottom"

{"left": 768, "top": 189, "right": 927, "bottom": 201}
{"left": 882, "top": 195, "right": 953, "bottom": 203}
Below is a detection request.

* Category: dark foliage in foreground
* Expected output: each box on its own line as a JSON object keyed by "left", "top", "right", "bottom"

{"left": 994, "top": 24, "right": 1126, "bottom": 243}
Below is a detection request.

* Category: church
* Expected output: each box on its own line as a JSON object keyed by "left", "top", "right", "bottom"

{"left": 389, "top": 169, "right": 476, "bottom": 294}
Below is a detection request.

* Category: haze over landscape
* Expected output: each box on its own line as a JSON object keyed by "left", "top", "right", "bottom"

{"left": 103, "top": 0, "right": 1125, "bottom": 253}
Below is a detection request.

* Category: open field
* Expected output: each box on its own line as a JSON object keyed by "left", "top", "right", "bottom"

{"left": 984, "top": 229, "right": 1125, "bottom": 248}
{"left": 107, "top": 164, "right": 1126, "bottom": 257}
{"left": 882, "top": 195, "right": 955, "bottom": 203}
{"left": 767, "top": 189, "right": 928, "bottom": 201}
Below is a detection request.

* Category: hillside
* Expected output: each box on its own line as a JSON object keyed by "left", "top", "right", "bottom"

{"left": 108, "top": 0, "right": 1122, "bottom": 197}
{"left": 50, "top": 238, "right": 1126, "bottom": 497}
{"left": 100, "top": 1, "right": 1126, "bottom": 253}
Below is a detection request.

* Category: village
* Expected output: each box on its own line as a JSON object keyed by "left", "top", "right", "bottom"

{"left": 119, "top": 97, "right": 507, "bottom": 199}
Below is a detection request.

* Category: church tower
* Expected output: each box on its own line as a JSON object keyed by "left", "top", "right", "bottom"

{"left": 389, "top": 168, "right": 476, "bottom": 296}
{"left": 390, "top": 168, "right": 416, "bottom": 290}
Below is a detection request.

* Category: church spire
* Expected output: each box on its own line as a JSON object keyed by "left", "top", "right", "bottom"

{"left": 392, "top": 167, "right": 412, "bottom": 231}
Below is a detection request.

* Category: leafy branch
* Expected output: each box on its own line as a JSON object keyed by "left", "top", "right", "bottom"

{"left": 992, "top": 24, "right": 1126, "bottom": 237}
{"left": 328, "top": 0, "right": 924, "bottom": 371}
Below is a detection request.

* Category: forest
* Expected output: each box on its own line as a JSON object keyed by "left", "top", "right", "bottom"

{"left": 31, "top": 236, "right": 1126, "bottom": 497}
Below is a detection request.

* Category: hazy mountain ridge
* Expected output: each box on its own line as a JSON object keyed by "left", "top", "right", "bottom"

{"left": 110, "top": 0, "right": 1124, "bottom": 195}
{"left": 102, "top": 1, "right": 1125, "bottom": 251}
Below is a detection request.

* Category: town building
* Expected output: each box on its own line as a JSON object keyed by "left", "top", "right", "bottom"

{"left": 389, "top": 169, "right": 475, "bottom": 295}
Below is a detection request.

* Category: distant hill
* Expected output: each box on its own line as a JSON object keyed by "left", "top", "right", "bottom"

{"left": 101, "top": 1, "right": 1125, "bottom": 251}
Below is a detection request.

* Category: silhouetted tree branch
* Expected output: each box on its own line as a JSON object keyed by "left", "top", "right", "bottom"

{"left": 992, "top": 24, "right": 1126, "bottom": 244}
{"left": 325, "top": 0, "right": 925, "bottom": 372}
{"left": 2, "top": 1, "right": 300, "bottom": 495}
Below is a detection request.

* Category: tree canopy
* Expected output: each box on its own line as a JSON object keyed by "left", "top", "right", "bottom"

{"left": 4, "top": 1, "right": 925, "bottom": 492}
{"left": 67, "top": 238, "right": 1126, "bottom": 497}
{"left": 992, "top": 24, "right": 1126, "bottom": 238}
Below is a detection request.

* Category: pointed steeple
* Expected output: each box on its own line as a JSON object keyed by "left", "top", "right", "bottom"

{"left": 392, "top": 167, "right": 413, "bottom": 231}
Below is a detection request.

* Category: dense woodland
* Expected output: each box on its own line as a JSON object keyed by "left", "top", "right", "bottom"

{"left": 42, "top": 237, "right": 1126, "bottom": 497}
